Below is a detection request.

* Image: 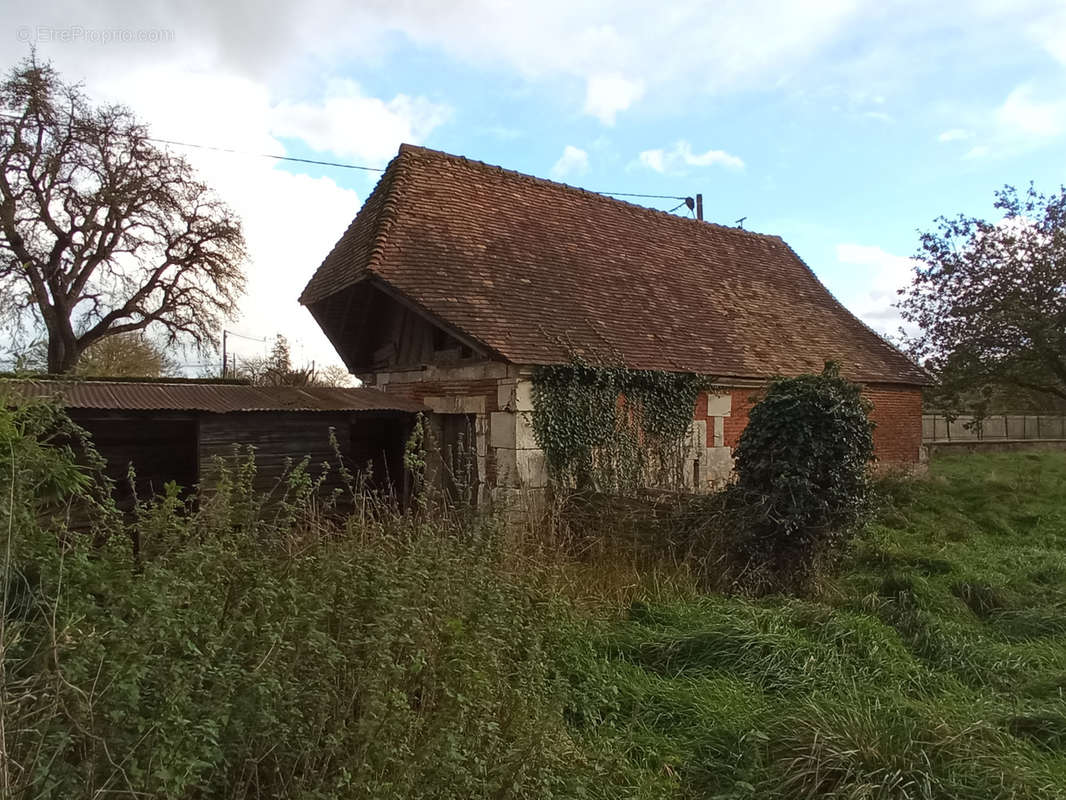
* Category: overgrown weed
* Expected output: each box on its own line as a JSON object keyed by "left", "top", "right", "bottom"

{"left": 5, "top": 397, "right": 1066, "bottom": 798}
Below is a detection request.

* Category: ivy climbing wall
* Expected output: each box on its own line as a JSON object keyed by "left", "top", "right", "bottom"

{"left": 365, "top": 360, "right": 924, "bottom": 507}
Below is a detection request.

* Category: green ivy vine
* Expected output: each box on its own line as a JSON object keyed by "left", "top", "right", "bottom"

{"left": 530, "top": 359, "right": 712, "bottom": 493}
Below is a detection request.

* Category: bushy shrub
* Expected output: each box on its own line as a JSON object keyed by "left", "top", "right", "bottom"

{"left": 724, "top": 362, "right": 875, "bottom": 591}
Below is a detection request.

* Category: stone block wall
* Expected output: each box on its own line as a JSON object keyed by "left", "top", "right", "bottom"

{"left": 366, "top": 363, "right": 925, "bottom": 503}
{"left": 366, "top": 362, "right": 512, "bottom": 504}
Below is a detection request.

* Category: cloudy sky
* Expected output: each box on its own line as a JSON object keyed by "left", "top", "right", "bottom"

{"left": 3, "top": 1, "right": 1065, "bottom": 373}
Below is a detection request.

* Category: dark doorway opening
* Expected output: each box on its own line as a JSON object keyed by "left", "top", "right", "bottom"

{"left": 349, "top": 412, "right": 412, "bottom": 499}
{"left": 435, "top": 413, "right": 479, "bottom": 505}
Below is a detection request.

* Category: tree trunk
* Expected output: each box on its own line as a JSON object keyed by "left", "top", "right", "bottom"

{"left": 46, "top": 334, "right": 80, "bottom": 374}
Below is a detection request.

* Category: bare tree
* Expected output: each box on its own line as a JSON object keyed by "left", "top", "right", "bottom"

{"left": 315, "top": 364, "right": 355, "bottom": 387}
{"left": 234, "top": 335, "right": 316, "bottom": 386}
{"left": 231, "top": 334, "right": 353, "bottom": 386}
{"left": 0, "top": 56, "right": 246, "bottom": 373}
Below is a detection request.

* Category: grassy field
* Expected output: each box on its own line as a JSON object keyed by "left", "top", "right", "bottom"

{"left": 575, "top": 452, "right": 1066, "bottom": 798}
{"left": 8, "top": 417, "right": 1066, "bottom": 798}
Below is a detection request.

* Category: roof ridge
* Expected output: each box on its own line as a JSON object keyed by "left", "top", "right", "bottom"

{"left": 396, "top": 143, "right": 782, "bottom": 244}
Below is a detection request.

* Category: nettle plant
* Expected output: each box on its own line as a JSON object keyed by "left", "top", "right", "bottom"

{"left": 530, "top": 358, "right": 711, "bottom": 493}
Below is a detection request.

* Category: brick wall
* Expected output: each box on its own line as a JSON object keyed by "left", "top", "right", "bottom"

{"left": 380, "top": 377, "right": 501, "bottom": 413}
{"left": 722, "top": 387, "right": 761, "bottom": 449}
{"left": 694, "top": 383, "right": 923, "bottom": 466}
{"left": 865, "top": 383, "right": 924, "bottom": 464}
{"left": 369, "top": 364, "right": 925, "bottom": 501}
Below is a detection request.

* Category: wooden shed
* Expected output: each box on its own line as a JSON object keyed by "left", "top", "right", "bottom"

{"left": 7, "top": 379, "right": 426, "bottom": 502}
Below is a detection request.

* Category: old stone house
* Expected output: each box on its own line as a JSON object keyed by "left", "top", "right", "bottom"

{"left": 301, "top": 144, "right": 928, "bottom": 504}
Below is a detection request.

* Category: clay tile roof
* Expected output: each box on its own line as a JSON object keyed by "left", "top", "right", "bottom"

{"left": 4, "top": 380, "right": 426, "bottom": 414}
{"left": 301, "top": 144, "right": 928, "bottom": 385}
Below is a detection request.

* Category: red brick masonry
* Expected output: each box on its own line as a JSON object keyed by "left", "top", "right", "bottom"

{"left": 865, "top": 384, "right": 924, "bottom": 464}
{"left": 696, "top": 384, "right": 923, "bottom": 465}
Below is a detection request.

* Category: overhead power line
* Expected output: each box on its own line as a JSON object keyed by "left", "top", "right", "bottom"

{"left": 146, "top": 137, "right": 386, "bottom": 172}
{"left": 5, "top": 110, "right": 702, "bottom": 211}
{"left": 594, "top": 191, "right": 690, "bottom": 201}
{"left": 0, "top": 111, "right": 387, "bottom": 172}
{"left": 223, "top": 329, "right": 270, "bottom": 343}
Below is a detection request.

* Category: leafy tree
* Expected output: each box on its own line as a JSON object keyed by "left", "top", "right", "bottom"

{"left": 75, "top": 331, "right": 178, "bottom": 377}
{"left": 898, "top": 184, "right": 1066, "bottom": 415}
{"left": 725, "top": 363, "right": 875, "bottom": 591}
{"left": 0, "top": 56, "right": 246, "bottom": 374}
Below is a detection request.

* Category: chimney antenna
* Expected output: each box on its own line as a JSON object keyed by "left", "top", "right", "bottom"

{"left": 735, "top": 216, "right": 747, "bottom": 229}
{"left": 696, "top": 193, "right": 703, "bottom": 221}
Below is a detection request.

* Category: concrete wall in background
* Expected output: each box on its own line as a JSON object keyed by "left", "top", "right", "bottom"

{"left": 923, "top": 414, "right": 1066, "bottom": 443}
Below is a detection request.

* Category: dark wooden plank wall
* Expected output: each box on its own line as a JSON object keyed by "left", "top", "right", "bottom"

{"left": 71, "top": 411, "right": 198, "bottom": 502}
{"left": 198, "top": 411, "right": 355, "bottom": 497}
{"left": 373, "top": 302, "right": 439, "bottom": 368}
{"left": 71, "top": 409, "right": 415, "bottom": 509}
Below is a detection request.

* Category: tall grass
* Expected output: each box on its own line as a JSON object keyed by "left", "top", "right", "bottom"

{"left": 4, "top": 398, "right": 1066, "bottom": 799}
{"left": 0, "top": 401, "right": 596, "bottom": 798}
{"left": 558, "top": 454, "right": 1066, "bottom": 799}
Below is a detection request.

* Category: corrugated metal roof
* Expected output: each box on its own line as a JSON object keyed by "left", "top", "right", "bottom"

{"left": 3, "top": 380, "right": 426, "bottom": 414}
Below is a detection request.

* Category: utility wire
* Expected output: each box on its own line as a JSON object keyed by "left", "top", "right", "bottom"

{"left": 223, "top": 330, "right": 270, "bottom": 343}
{"left": 5, "top": 110, "right": 699, "bottom": 207}
{"left": 594, "top": 191, "right": 690, "bottom": 201}
{"left": 146, "top": 137, "right": 386, "bottom": 172}
{"left": 0, "top": 111, "right": 386, "bottom": 172}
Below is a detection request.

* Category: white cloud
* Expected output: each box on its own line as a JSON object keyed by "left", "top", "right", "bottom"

{"left": 638, "top": 149, "right": 667, "bottom": 173}
{"left": 937, "top": 128, "right": 973, "bottom": 142}
{"left": 4, "top": 0, "right": 1065, "bottom": 128}
{"left": 637, "top": 141, "right": 744, "bottom": 173}
{"left": 113, "top": 71, "right": 365, "bottom": 372}
{"left": 834, "top": 243, "right": 920, "bottom": 335}
{"left": 863, "top": 110, "right": 893, "bottom": 122}
{"left": 996, "top": 83, "right": 1066, "bottom": 138}
{"left": 271, "top": 80, "right": 450, "bottom": 162}
{"left": 1025, "top": 5, "right": 1066, "bottom": 66}
{"left": 550, "top": 145, "right": 589, "bottom": 179}
{"left": 583, "top": 74, "right": 644, "bottom": 125}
